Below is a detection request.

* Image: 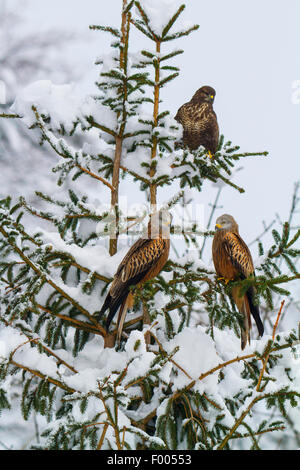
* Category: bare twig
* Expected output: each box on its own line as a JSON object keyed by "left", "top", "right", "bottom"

{"left": 256, "top": 300, "right": 285, "bottom": 392}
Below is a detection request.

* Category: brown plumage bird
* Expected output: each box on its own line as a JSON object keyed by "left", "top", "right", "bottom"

{"left": 97, "top": 210, "right": 171, "bottom": 343}
{"left": 212, "top": 214, "right": 264, "bottom": 349}
{"left": 175, "top": 85, "right": 219, "bottom": 157}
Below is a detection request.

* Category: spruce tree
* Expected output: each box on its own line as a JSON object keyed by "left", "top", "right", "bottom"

{"left": 0, "top": 0, "right": 299, "bottom": 451}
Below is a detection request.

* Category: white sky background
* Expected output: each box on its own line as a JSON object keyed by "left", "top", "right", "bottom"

{"left": 8, "top": 0, "right": 300, "bottom": 256}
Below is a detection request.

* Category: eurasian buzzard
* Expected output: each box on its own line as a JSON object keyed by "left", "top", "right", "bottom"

{"left": 175, "top": 85, "right": 219, "bottom": 157}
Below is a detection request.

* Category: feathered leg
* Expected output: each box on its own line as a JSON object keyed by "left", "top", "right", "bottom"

{"left": 232, "top": 287, "right": 251, "bottom": 350}
{"left": 116, "top": 297, "right": 129, "bottom": 345}
{"left": 242, "top": 297, "right": 252, "bottom": 350}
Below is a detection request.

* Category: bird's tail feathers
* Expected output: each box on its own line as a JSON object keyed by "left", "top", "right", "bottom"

{"left": 96, "top": 294, "right": 112, "bottom": 322}
{"left": 96, "top": 293, "right": 126, "bottom": 333}
{"left": 105, "top": 298, "right": 125, "bottom": 332}
{"left": 246, "top": 286, "right": 264, "bottom": 337}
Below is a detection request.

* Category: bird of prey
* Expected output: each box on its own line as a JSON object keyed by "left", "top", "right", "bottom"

{"left": 175, "top": 85, "right": 219, "bottom": 157}
{"left": 97, "top": 210, "right": 171, "bottom": 344}
{"left": 212, "top": 214, "right": 264, "bottom": 349}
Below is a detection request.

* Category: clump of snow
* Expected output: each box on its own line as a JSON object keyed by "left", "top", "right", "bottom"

{"left": 0, "top": 326, "right": 59, "bottom": 379}
{"left": 122, "top": 146, "right": 151, "bottom": 180}
{"left": 137, "top": 0, "right": 194, "bottom": 37}
{"left": 125, "top": 330, "right": 147, "bottom": 357}
{"left": 36, "top": 228, "right": 123, "bottom": 280}
{"left": 71, "top": 396, "right": 105, "bottom": 423}
{"left": 64, "top": 368, "right": 104, "bottom": 394}
{"left": 175, "top": 250, "right": 213, "bottom": 274}
{"left": 11, "top": 80, "right": 83, "bottom": 132}
{"left": 0, "top": 326, "right": 25, "bottom": 362}
{"left": 61, "top": 331, "right": 156, "bottom": 395}
{"left": 81, "top": 95, "right": 118, "bottom": 133}
{"left": 155, "top": 153, "right": 175, "bottom": 178}
{"left": 162, "top": 325, "right": 220, "bottom": 394}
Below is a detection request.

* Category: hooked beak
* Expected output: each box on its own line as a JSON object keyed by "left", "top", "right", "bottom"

{"left": 215, "top": 223, "right": 223, "bottom": 230}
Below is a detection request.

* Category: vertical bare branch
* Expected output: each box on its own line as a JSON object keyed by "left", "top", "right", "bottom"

{"left": 109, "top": 0, "right": 131, "bottom": 256}
{"left": 149, "top": 40, "right": 161, "bottom": 208}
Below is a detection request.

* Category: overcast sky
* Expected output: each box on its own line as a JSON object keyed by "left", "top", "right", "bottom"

{"left": 7, "top": 0, "right": 300, "bottom": 255}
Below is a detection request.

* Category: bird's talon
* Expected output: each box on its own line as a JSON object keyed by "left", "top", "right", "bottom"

{"left": 217, "top": 276, "right": 230, "bottom": 285}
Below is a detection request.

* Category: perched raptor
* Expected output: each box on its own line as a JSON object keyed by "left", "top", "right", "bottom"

{"left": 97, "top": 210, "right": 171, "bottom": 344}
{"left": 175, "top": 85, "right": 219, "bottom": 157}
{"left": 212, "top": 214, "right": 264, "bottom": 349}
